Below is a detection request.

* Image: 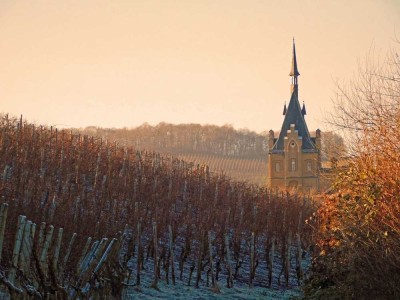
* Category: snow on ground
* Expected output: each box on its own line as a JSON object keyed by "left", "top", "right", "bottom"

{"left": 125, "top": 282, "right": 302, "bottom": 299}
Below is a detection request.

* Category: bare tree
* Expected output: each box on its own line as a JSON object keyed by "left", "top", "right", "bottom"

{"left": 320, "top": 131, "right": 346, "bottom": 163}
{"left": 306, "top": 45, "right": 400, "bottom": 299}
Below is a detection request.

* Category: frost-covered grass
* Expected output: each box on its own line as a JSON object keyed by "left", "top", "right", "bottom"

{"left": 123, "top": 243, "right": 310, "bottom": 299}
{"left": 126, "top": 282, "right": 302, "bottom": 299}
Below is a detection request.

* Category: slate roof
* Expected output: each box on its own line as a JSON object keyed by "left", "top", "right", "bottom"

{"left": 272, "top": 89, "right": 316, "bottom": 151}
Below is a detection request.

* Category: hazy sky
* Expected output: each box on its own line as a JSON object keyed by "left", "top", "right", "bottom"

{"left": 1, "top": 0, "right": 399, "bottom": 133}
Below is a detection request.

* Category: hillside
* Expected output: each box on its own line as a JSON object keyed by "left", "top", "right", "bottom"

{"left": 0, "top": 114, "right": 313, "bottom": 299}
{"left": 75, "top": 123, "right": 268, "bottom": 185}
{"left": 176, "top": 153, "right": 267, "bottom": 184}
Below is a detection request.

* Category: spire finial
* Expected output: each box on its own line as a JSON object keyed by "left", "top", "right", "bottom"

{"left": 289, "top": 38, "right": 300, "bottom": 94}
{"left": 289, "top": 38, "right": 300, "bottom": 77}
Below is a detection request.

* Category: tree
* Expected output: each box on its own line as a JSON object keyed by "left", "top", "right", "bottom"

{"left": 305, "top": 47, "right": 400, "bottom": 299}
{"left": 320, "top": 131, "right": 346, "bottom": 163}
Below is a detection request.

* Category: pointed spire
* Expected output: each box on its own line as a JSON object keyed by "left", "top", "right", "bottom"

{"left": 289, "top": 38, "right": 300, "bottom": 77}
{"left": 301, "top": 101, "right": 307, "bottom": 115}
{"left": 272, "top": 40, "right": 316, "bottom": 151}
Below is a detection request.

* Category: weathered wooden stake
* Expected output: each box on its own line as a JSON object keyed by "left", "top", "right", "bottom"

{"left": 52, "top": 228, "right": 63, "bottom": 277}
{"left": 19, "top": 220, "right": 32, "bottom": 274}
{"left": 78, "top": 238, "right": 109, "bottom": 289}
{"left": 87, "top": 238, "right": 108, "bottom": 272}
{"left": 0, "top": 203, "right": 9, "bottom": 263}
{"left": 37, "top": 222, "right": 46, "bottom": 254}
{"left": 59, "top": 232, "right": 77, "bottom": 281}
{"left": 77, "top": 237, "right": 92, "bottom": 273}
{"left": 79, "top": 240, "right": 99, "bottom": 274}
{"left": 93, "top": 238, "right": 117, "bottom": 274}
{"left": 9, "top": 215, "right": 27, "bottom": 284}
{"left": 40, "top": 225, "right": 54, "bottom": 276}
{"left": 26, "top": 222, "right": 36, "bottom": 275}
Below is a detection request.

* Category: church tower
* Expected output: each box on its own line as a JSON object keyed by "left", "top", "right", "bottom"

{"left": 267, "top": 40, "right": 321, "bottom": 191}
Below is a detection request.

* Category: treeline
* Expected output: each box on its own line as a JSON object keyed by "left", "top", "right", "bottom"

{"left": 73, "top": 123, "right": 345, "bottom": 185}
{"left": 0, "top": 114, "right": 314, "bottom": 298}
{"left": 76, "top": 123, "right": 269, "bottom": 159}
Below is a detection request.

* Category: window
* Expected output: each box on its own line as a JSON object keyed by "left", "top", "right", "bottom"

{"left": 290, "top": 158, "right": 296, "bottom": 171}
{"left": 275, "top": 162, "right": 281, "bottom": 172}
{"left": 307, "top": 161, "right": 312, "bottom": 172}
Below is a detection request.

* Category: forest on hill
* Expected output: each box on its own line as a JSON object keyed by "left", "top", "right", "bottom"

{"left": 73, "top": 123, "right": 344, "bottom": 185}
{"left": 77, "top": 123, "right": 269, "bottom": 158}
{"left": 75, "top": 123, "right": 269, "bottom": 185}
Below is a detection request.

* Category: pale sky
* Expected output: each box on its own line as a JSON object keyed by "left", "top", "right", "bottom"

{"left": 1, "top": 0, "right": 399, "bottom": 133}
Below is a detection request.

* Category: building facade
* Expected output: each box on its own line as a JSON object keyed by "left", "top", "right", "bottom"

{"left": 267, "top": 41, "right": 321, "bottom": 192}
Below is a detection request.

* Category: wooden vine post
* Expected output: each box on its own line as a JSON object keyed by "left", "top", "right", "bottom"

{"left": 9, "top": 215, "right": 27, "bottom": 284}
{"left": 0, "top": 203, "right": 8, "bottom": 262}
{"left": 52, "top": 227, "right": 63, "bottom": 277}
{"left": 59, "top": 232, "right": 77, "bottom": 282}
{"left": 77, "top": 237, "right": 92, "bottom": 274}
{"left": 19, "top": 220, "right": 33, "bottom": 274}
{"left": 40, "top": 225, "right": 54, "bottom": 277}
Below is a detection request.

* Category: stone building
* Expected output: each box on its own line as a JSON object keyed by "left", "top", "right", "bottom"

{"left": 267, "top": 41, "right": 321, "bottom": 191}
